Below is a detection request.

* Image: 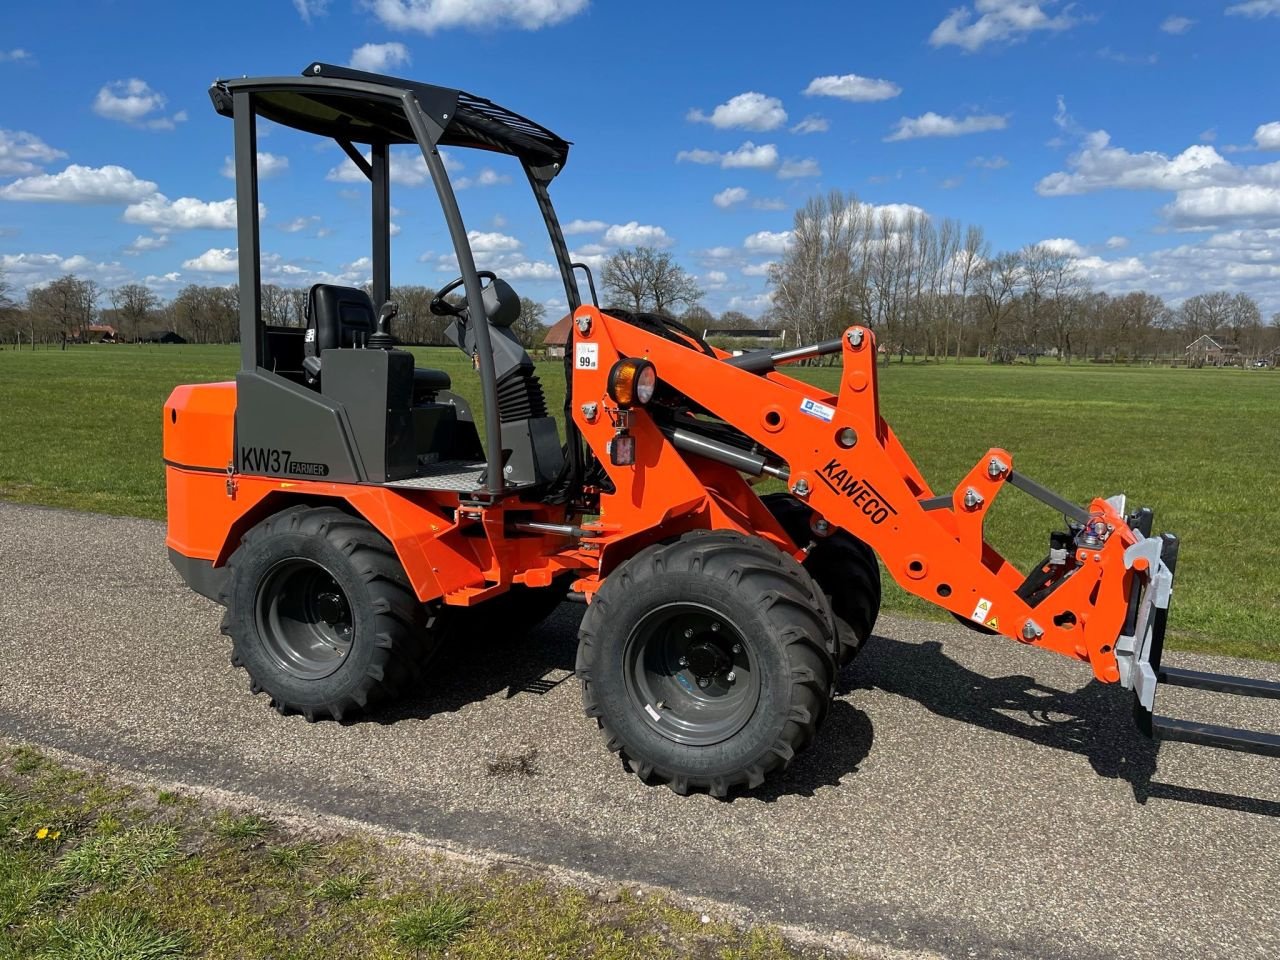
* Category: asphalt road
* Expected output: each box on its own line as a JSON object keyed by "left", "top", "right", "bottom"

{"left": 2, "top": 502, "right": 1278, "bottom": 959}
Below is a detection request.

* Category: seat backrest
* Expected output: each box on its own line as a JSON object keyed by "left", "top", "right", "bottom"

{"left": 305, "top": 284, "right": 375, "bottom": 359}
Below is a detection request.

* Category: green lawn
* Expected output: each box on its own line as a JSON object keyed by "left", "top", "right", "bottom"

{"left": 0, "top": 343, "right": 1276, "bottom": 661}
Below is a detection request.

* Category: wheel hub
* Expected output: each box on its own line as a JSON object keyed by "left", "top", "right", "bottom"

{"left": 685, "top": 639, "right": 731, "bottom": 679}
{"left": 314, "top": 590, "right": 349, "bottom": 627}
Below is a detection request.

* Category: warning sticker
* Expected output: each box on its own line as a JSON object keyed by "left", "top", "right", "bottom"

{"left": 985, "top": 616, "right": 999, "bottom": 630}
{"left": 575, "top": 342, "right": 599, "bottom": 371}
{"left": 970, "top": 598, "right": 993, "bottom": 623}
{"left": 800, "top": 397, "right": 835, "bottom": 422}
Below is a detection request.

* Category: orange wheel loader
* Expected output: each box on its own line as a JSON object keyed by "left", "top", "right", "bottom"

{"left": 163, "top": 63, "right": 1280, "bottom": 796}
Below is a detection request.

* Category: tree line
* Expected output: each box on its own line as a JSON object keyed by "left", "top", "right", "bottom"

{"left": 0, "top": 271, "right": 548, "bottom": 350}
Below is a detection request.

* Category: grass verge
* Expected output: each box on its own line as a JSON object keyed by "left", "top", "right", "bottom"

{"left": 0, "top": 744, "right": 840, "bottom": 960}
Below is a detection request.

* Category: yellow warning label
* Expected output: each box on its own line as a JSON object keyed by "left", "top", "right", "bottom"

{"left": 985, "top": 616, "right": 999, "bottom": 630}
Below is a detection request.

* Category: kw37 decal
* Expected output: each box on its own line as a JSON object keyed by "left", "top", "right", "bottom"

{"left": 816, "top": 458, "right": 898, "bottom": 525}
{"left": 240, "top": 447, "right": 330, "bottom": 477}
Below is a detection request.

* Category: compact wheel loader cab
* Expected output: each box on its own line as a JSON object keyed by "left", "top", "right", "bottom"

{"left": 164, "top": 62, "right": 1280, "bottom": 795}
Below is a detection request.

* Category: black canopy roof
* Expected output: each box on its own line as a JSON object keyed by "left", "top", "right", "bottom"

{"left": 209, "top": 62, "right": 570, "bottom": 169}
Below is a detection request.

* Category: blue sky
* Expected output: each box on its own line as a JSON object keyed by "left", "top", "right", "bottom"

{"left": 3, "top": 0, "right": 1280, "bottom": 317}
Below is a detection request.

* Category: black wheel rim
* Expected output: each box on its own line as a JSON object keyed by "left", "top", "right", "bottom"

{"left": 254, "top": 559, "right": 355, "bottom": 680}
{"left": 622, "top": 603, "right": 760, "bottom": 746}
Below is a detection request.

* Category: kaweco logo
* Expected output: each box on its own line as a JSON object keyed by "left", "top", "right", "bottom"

{"left": 817, "top": 458, "right": 897, "bottom": 525}
{"left": 240, "top": 447, "right": 330, "bottom": 477}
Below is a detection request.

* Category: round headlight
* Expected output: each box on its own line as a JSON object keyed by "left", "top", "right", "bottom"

{"left": 634, "top": 363, "right": 657, "bottom": 404}
{"left": 606, "top": 358, "right": 657, "bottom": 407}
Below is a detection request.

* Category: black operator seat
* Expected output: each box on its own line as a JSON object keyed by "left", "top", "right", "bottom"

{"left": 302, "top": 283, "right": 451, "bottom": 400}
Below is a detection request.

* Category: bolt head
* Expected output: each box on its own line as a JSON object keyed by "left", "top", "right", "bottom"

{"left": 576, "top": 315, "right": 592, "bottom": 334}
{"left": 846, "top": 328, "right": 865, "bottom": 348}
{"left": 791, "top": 478, "right": 811, "bottom": 498}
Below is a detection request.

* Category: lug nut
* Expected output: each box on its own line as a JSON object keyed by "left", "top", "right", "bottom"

{"left": 710, "top": 622, "right": 720, "bottom": 632}
{"left": 683, "top": 628, "right": 693, "bottom": 638}
{"left": 732, "top": 643, "right": 742, "bottom": 654}
{"left": 697, "top": 677, "right": 710, "bottom": 688}
{"left": 678, "top": 656, "right": 689, "bottom": 667}
{"left": 726, "top": 671, "right": 737, "bottom": 683}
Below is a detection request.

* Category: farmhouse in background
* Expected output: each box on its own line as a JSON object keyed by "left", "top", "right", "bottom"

{"left": 543, "top": 313, "right": 573, "bottom": 359}
{"left": 140, "top": 330, "right": 188, "bottom": 344}
{"left": 1185, "top": 334, "right": 1241, "bottom": 368}
{"left": 69, "top": 324, "right": 117, "bottom": 344}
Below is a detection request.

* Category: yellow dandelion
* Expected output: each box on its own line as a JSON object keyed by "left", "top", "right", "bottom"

{"left": 36, "top": 827, "right": 49, "bottom": 840}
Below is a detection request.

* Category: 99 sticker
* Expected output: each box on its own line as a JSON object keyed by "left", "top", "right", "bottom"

{"left": 575, "top": 342, "right": 599, "bottom": 370}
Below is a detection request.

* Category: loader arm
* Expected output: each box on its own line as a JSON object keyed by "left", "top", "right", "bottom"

{"left": 568, "top": 307, "right": 1280, "bottom": 757}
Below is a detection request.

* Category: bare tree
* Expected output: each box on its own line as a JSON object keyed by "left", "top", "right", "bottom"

{"left": 602, "top": 247, "right": 702, "bottom": 315}
{"left": 512, "top": 296, "right": 547, "bottom": 349}
{"left": 27, "top": 275, "right": 98, "bottom": 348}
{"left": 976, "top": 252, "right": 1021, "bottom": 362}
{"left": 108, "top": 283, "right": 160, "bottom": 342}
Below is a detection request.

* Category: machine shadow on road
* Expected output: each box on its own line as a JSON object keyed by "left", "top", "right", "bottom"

{"left": 367, "top": 603, "right": 877, "bottom": 800}
{"left": 852, "top": 635, "right": 1280, "bottom": 818}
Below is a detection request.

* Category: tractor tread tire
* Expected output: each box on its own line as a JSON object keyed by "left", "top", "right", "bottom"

{"left": 761, "top": 493, "right": 881, "bottom": 666}
{"left": 221, "top": 505, "right": 438, "bottom": 721}
{"left": 577, "top": 529, "right": 836, "bottom": 797}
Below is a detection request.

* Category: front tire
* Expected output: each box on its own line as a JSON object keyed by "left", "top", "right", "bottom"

{"left": 221, "top": 506, "right": 441, "bottom": 721}
{"left": 762, "top": 493, "right": 881, "bottom": 666}
{"left": 577, "top": 530, "right": 836, "bottom": 796}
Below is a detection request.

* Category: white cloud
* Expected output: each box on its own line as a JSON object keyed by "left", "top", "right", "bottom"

{"left": 349, "top": 42, "right": 411, "bottom": 72}
{"left": 603, "top": 221, "right": 672, "bottom": 247}
{"left": 752, "top": 197, "right": 787, "bottom": 211}
{"left": 0, "top": 252, "right": 129, "bottom": 289}
{"left": 1254, "top": 122, "right": 1280, "bottom": 151}
{"left": 791, "top": 115, "right": 829, "bottom": 135}
{"left": 293, "top": 0, "right": 330, "bottom": 23}
{"left": 562, "top": 218, "right": 606, "bottom": 234}
{"left": 1039, "top": 126, "right": 1280, "bottom": 226}
{"left": 713, "top": 186, "right": 748, "bottom": 208}
{"left": 741, "top": 261, "right": 775, "bottom": 277}
{"left": 688, "top": 92, "right": 787, "bottom": 132}
{"left": 778, "top": 157, "right": 821, "bottom": 179}
{"left": 92, "top": 79, "right": 185, "bottom": 130}
{"left": 279, "top": 216, "right": 322, "bottom": 234}
{"left": 123, "top": 195, "right": 246, "bottom": 230}
{"left": 929, "top": 1, "right": 1081, "bottom": 52}
{"left": 124, "top": 234, "right": 170, "bottom": 255}
{"left": 676, "top": 141, "right": 778, "bottom": 170}
{"left": 220, "top": 152, "right": 289, "bottom": 179}
{"left": 0, "top": 164, "right": 158, "bottom": 203}
{"left": 744, "top": 230, "right": 793, "bottom": 254}
{"left": 0, "top": 49, "right": 32, "bottom": 63}
{"left": 184, "top": 248, "right": 239, "bottom": 273}
{"left": 803, "top": 73, "right": 901, "bottom": 102}
{"left": 1160, "top": 15, "right": 1194, "bottom": 34}
{"left": 369, "top": 0, "right": 589, "bottom": 34}
{"left": 703, "top": 270, "right": 728, "bottom": 287}
{"left": 1038, "top": 237, "right": 1086, "bottom": 257}
{"left": 327, "top": 150, "right": 429, "bottom": 185}
{"left": 0, "top": 129, "right": 66, "bottom": 177}
{"left": 1105, "top": 235, "right": 1128, "bottom": 249}
{"left": 503, "top": 260, "right": 559, "bottom": 280}
{"left": 1164, "top": 185, "right": 1280, "bottom": 222}
{"left": 727, "top": 292, "right": 773, "bottom": 315}
{"left": 1226, "top": 1, "right": 1280, "bottom": 18}
{"left": 466, "top": 230, "right": 521, "bottom": 253}
{"left": 885, "top": 112, "right": 1008, "bottom": 141}
{"left": 569, "top": 248, "right": 607, "bottom": 272}
{"left": 454, "top": 167, "right": 511, "bottom": 189}
{"left": 969, "top": 154, "right": 1009, "bottom": 169}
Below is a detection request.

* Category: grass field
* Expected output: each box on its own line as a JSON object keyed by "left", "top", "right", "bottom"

{"left": 1, "top": 343, "right": 1276, "bottom": 661}
{"left": 0, "top": 744, "right": 823, "bottom": 959}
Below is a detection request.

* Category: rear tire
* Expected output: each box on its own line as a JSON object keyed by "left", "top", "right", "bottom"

{"left": 577, "top": 529, "right": 836, "bottom": 796}
{"left": 220, "top": 505, "right": 442, "bottom": 721}
{"left": 761, "top": 493, "right": 881, "bottom": 665}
